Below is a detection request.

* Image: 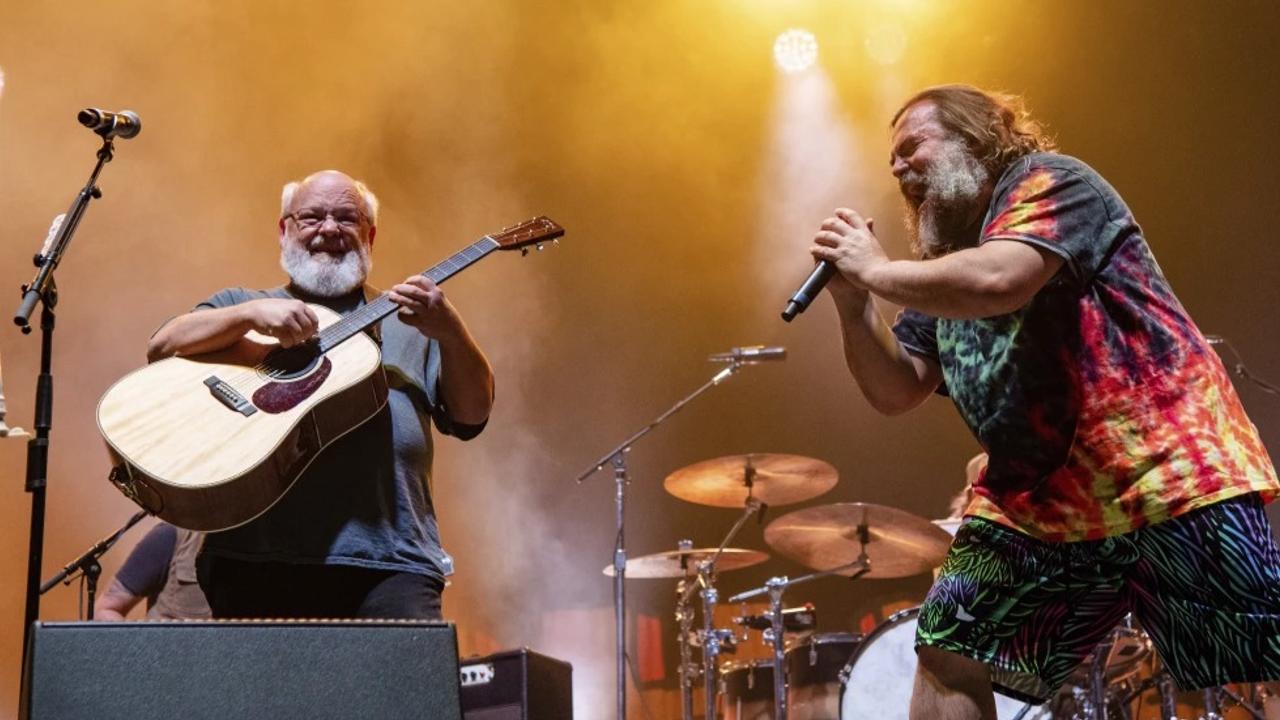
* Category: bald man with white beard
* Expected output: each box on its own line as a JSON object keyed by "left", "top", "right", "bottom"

{"left": 149, "top": 170, "right": 494, "bottom": 619}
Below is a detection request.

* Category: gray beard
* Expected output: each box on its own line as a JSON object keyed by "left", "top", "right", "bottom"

{"left": 279, "top": 241, "right": 372, "bottom": 297}
{"left": 903, "top": 140, "right": 990, "bottom": 258}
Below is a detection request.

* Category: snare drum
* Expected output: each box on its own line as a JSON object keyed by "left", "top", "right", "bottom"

{"left": 785, "top": 632, "right": 861, "bottom": 720}
{"left": 838, "top": 607, "right": 1051, "bottom": 719}
{"left": 720, "top": 659, "right": 774, "bottom": 720}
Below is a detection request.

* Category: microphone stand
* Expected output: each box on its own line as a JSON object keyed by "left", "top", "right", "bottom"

{"left": 39, "top": 510, "right": 150, "bottom": 620}
{"left": 574, "top": 354, "right": 759, "bottom": 720}
{"left": 13, "top": 134, "right": 117, "bottom": 683}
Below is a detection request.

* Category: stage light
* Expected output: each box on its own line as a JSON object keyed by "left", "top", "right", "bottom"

{"left": 774, "top": 29, "right": 818, "bottom": 74}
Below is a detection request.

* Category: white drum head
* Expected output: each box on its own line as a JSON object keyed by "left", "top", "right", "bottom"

{"left": 839, "top": 607, "right": 1049, "bottom": 719}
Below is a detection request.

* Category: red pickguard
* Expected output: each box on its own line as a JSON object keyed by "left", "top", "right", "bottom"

{"left": 252, "top": 357, "right": 333, "bottom": 413}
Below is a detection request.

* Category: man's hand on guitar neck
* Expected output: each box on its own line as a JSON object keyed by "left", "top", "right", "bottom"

{"left": 387, "top": 275, "right": 494, "bottom": 426}
{"left": 387, "top": 275, "right": 465, "bottom": 340}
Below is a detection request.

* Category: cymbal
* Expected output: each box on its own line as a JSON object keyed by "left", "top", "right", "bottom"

{"left": 664, "top": 453, "right": 837, "bottom": 508}
{"left": 763, "top": 502, "right": 952, "bottom": 579}
{"left": 601, "top": 547, "right": 770, "bottom": 579}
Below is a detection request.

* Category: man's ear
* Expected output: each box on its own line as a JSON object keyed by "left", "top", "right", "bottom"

{"left": 278, "top": 219, "right": 287, "bottom": 247}
{"left": 368, "top": 225, "right": 377, "bottom": 248}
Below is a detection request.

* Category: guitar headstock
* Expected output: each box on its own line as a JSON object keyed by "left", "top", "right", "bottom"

{"left": 491, "top": 216, "right": 565, "bottom": 254}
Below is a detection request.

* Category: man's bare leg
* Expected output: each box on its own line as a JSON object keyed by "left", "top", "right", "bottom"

{"left": 910, "top": 646, "right": 999, "bottom": 720}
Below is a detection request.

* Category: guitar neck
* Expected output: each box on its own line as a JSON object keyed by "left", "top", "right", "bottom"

{"left": 316, "top": 236, "right": 501, "bottom": 352}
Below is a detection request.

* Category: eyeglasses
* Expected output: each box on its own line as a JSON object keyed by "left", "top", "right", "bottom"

{"left": 286, "top": 207, "right": 368, "bottom": 231}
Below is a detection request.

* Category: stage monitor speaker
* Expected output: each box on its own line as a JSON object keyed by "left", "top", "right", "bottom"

{"left": 459, "top": 648, "right": 573, "bottom": 720}
{"left": 21, "top": 620, "right": 462, "bottom": 720}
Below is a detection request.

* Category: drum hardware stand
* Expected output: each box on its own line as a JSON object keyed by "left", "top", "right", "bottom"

{"left": 674, "top": 573, "right": 699, "bottom": 720}
{"left": 38, "top": 509, "right": 149, "bottom": 619}
{"left": 676, "top": 497, "right": 765, "bottom": 720}
{"left": 729, "top": 547, "right": 871, "bottom": 720}
{"left": 12, "top": 127, "right": 126, "bottom": 694}
{"left": 1200, "top": 688, "right": 1224, "bottom": 720}
{"left": 1155, "top": 670, "right": 1182, "bottom": 720}
{"left": 575, "top": 351, "right": 766, "bottom": 720}
{"left": 1086, "top": 626, "right": 1117, "bottom": 720}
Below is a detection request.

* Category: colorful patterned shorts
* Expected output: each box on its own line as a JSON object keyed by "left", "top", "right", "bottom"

{"left": 916, "top": 494, "right": 1280, "bottom": 702}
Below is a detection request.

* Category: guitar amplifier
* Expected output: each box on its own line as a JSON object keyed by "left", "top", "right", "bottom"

{"left": 21, "top": 620, "right": 462, "bottom": 720}
{"left": 459, "top": 648, "right": 573, "bottom": 720}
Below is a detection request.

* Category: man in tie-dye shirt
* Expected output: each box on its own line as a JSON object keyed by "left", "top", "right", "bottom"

{"left": 810, "top": 84, "right": 1280, "bottom": 717}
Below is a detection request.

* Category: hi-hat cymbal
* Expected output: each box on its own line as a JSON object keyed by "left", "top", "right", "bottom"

{"left": 664, "top": 453, "right": 837, "bottom": 508}
{"left": 601, "top": 547, "right": 769, "bottom": 579}
{"left": 764, "top": 502, "right": 952, "bottom": 579}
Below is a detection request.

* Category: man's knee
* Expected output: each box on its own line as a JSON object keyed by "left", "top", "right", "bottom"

{"left": 917, "top": 645, "right": 991, "bottom": 690}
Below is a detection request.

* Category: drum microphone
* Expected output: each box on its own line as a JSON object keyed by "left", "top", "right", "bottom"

{"left": 708, "top": 346, "right": 787, "bottom": 363}
{"left": 781, "top": 261, "right": 835, "bottom": 322}
{"left": 77, "top": 108, "right": 142, "bottom": 139}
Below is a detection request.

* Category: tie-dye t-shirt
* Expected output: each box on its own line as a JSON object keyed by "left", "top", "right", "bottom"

{"left": 892, "top": 152, "right": 1277, "bottom": 542}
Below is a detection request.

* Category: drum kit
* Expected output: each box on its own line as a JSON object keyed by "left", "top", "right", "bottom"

{"left": 607, "top": 453, "right": 1279, "bottom": 720}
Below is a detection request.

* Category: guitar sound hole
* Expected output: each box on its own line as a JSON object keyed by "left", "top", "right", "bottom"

{"left": 262, "top": 342, "right": 322, "bottom": 381}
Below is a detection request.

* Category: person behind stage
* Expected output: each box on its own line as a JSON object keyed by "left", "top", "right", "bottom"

{"left": 147, "top": 169, "right": 494, "bottom": 620}
{"left": 94, "top": 522, "right": 211, "bottom": 620}
{"left": 809, "top": 84, "right": 1280, "bottom": 718}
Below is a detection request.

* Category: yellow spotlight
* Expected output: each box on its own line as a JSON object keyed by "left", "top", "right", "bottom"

{"left": 864, "top": 23, "right": 908, "bottom": 66}
{"left": 774, "top": 29, "right": 818, "bottom": 74}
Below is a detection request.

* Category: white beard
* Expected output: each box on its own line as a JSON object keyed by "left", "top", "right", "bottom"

{"left": 903, "top": 139, "right": 990, "bottom": 258}
{"left": 279, "top": 240, "right": 372, "bottom": 297}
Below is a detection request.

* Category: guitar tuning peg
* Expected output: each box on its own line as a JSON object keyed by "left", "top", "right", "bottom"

{"left": 552, "top": 239, "right": 560, "bottom": 246}
{"left": 536, "top": 243, "right": 545, "bottom": 251}
{"left": 521, "top": 248, "right": 530, "bottom": 257}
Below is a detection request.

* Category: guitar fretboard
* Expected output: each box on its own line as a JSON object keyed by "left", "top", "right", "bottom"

{"left": 317, "top": 236, "right": 500, "bottom": 352}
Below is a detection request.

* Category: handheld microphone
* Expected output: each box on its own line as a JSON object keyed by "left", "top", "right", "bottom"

{"left": 77, "top": 108, "right": 142, "bottom": 139}
{"left": 781, "top": 261, "right": 835, "bottom": 322}
{"left": 708, "top": 346, "right": 787, "bottom": 363}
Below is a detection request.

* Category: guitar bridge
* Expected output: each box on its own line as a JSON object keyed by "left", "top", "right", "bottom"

{"left": 204, "top": 375, "right": 257, "bottom": 416}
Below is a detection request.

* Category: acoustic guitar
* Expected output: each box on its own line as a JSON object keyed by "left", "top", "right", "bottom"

{"left": 97, "top": 216, "right": 563, "bottom": 531}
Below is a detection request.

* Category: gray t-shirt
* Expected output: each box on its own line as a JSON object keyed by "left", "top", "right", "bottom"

{"left": 195, "top": 284, "right": 483, "bottom": 580}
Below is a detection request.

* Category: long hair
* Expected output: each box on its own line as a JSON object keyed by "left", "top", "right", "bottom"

{"left": 892, "top": 85, "right": 1056, "bottom": 173}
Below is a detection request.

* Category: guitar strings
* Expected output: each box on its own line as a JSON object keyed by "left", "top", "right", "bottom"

{"left": 209, "top": 238, "right": 501, "bottom": 396}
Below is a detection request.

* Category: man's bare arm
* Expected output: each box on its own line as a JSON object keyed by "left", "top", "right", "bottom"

{"left": 93, "top": 578, "right": 143, "bottom": 621}
{"left": 147, "top": 299, "right": 320, "bottom": 362}
{"left": 831, "top": 285, "right": 942, "bottom": 415}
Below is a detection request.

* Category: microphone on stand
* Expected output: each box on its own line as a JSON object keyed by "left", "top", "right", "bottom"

{"left": 708, "top": 346, "right": 787, "bottom": 363}
{"left": 77, "top": 108, "right": 142, "bottom": 139}
{"left": 781, "top": 261, "right": 835, "bottom": 322}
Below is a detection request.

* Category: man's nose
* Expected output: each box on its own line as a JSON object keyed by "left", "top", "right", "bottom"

{"left": 318, "top": 216, "right": 343, "bottom": 235}
{"left": 891, "top": 157, "right": 909, "bottom": 179}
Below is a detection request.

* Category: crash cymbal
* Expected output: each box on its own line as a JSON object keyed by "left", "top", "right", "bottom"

{"left": 601, "top": 547, "right": 770, "bottom": 579}
{"left": 764, "top": 502, "right": 952, "bottom": 579}
{"left": 664, "top": 453, "right": 837, "bottom": 508}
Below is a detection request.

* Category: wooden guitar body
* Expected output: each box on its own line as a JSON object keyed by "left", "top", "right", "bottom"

{"left": 97, "top": 304, "right": 388, "bottom": 531}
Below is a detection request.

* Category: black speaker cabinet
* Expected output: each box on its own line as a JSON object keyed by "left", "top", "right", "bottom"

{"left": 459, "top": 648, "right": 573, "bottom": 720}
{"left": 21, "top": 620, "right": 462, "bottom": 720}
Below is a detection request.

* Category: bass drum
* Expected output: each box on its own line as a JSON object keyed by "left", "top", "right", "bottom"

{"left": 839, "top": 607, "right": 1051, "bottom": 719}
{"left": 785, "top": 632, "right": 862, "bottom": 720}
{"left": 720, "top": 659, "right": 774, "bottom": 720}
